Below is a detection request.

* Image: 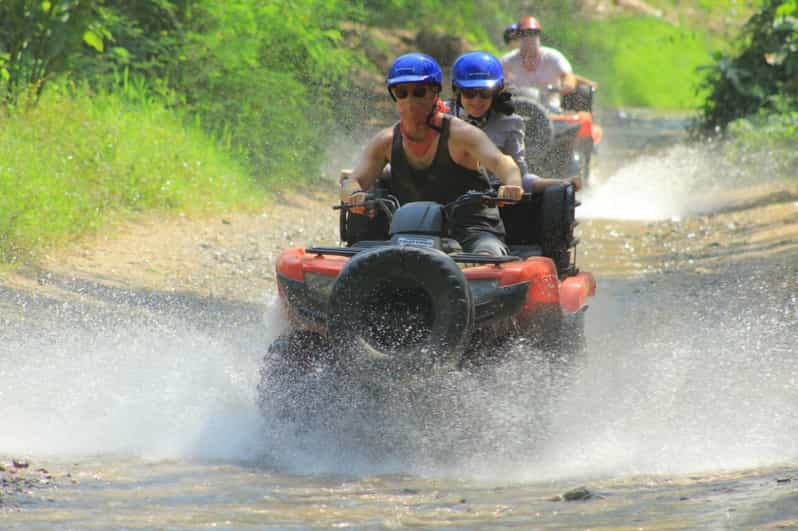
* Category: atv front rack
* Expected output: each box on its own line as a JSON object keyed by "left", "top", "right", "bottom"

{"left": 305, "top": 246, "right": 520, "bottom": 265}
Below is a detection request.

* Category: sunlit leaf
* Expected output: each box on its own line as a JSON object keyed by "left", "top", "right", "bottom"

{"left": 83, "top": 30, "right": 104, "bottom": 52}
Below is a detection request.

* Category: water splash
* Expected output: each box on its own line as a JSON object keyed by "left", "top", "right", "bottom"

{"left": 579, "top": 144, "right": 728, "bottom": 221}
{"left": 0, "top": 296, "right": 288, "bottom": 461}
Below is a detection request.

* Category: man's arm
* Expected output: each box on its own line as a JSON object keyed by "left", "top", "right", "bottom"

{"left": 340, "top": 128, "right": 392, "bottom": 202}
{"left": 552, "top": 48, "right": 577, "bottom": 93}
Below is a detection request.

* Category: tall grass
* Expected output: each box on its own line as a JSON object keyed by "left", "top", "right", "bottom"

{"left": 0, "top": 83, "right": 263, "bottom": 263}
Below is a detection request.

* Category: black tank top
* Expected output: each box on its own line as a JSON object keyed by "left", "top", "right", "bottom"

{"left": 387, "top": 116, "right": 505, "bottom": 237}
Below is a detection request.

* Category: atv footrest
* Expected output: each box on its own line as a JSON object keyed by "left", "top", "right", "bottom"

{"left": 451, "top": 254, "right": 520, "bottom": 264}
{"left": 306, "top": 246, "right": 360, "bottom": 257}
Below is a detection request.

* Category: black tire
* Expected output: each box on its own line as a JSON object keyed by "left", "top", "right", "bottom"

{"left": 269, "top": 330, "right": 329, "bottom": 369}
{"left": 328, "top": 246, "right": 474, "bottom": 371}
{"left": 521, "top": 305, "right": 586, "bottom": 357}
{"left": 580, "top": 147, "right": 592, "bottom": 185}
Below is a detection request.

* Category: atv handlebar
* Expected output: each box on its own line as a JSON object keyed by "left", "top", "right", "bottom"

{"left": 335, "top": 194, "right": 400, "bottom": 221}
{"left": 443, "top": 191, "right": 520, "bottom": 217}
{"left": 336, "top": 190, "right": 525, "bottom": 216}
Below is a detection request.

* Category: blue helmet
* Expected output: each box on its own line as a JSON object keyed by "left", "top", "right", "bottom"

{"left": 386, "top": 53, "right": 443, "bottom": 88}
{"left": 451, "top": 51, "right": 504, "bottom": 91}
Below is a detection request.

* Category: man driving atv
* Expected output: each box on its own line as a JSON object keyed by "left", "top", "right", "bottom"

{"left": 340, "top": 52, "right": 523, "bottom": 257}
{"left": 449, "top": 50, "right": 582, "bottom": 193}
{"left": 501, "top": 16, "right": 576, "bottom": 108}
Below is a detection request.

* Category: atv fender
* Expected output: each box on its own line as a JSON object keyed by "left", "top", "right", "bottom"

{"left": 559, "top": 272, "right": 596, "bottom": 313}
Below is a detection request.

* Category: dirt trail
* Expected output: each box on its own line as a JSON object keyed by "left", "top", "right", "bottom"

{"left": 1, "top": 190, "right": 340, "bottom": 307}
{"left": 578, "top": 184, "right": 798, "bottom": 277}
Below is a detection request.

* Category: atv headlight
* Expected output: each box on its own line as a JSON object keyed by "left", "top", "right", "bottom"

{"left": 304, "top": 272, "right": 337, "bottom": 301}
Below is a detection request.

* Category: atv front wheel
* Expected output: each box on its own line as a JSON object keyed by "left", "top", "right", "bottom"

{"left": 257, "top": 330, "right": 331, "bottom": 421}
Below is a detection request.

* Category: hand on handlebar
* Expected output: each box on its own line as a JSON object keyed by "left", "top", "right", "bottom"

{"left": 497, "top": 185, "right": 523, "bottom": 204}
{"left": 339, "top": 174, "right": 369, "bottom": 214}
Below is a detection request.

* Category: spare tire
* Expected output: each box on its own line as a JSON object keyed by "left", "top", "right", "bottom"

{"left": 328, "top": 246, "right": 474, "bottom": 370}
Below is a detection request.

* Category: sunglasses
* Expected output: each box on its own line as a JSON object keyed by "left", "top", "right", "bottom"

{"left": 517, "top": 29, "right": 541, "bottom": 37}
{"left": 460, "top": 88, "right": 494, "bottom": 100}
{"left": 392, "top": 86, "right": 431, "bottom": 99}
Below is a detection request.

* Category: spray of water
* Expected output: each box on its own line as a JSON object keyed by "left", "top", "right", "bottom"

{"left": 0, "top": 296, "right": 288, "bottom": 461}
{"left": 578, "top": 141, "right": 787, "bottom": 221}
{"left": 1, "top": 139, "right": 795, "bottom": 483}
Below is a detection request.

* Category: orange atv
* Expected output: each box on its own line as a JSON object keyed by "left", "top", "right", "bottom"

{"left": 513, "top": 83, "right": 602, "bottom": 186}
{"left": 267, "top": 185, "right": 595, "bottom": 379}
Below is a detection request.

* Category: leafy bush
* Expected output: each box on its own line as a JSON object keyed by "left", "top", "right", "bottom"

{"left": 698, "top": 0, "right": 798, "bottom": 131}
{"left": 362, "top": 0, "right": 508, "bottom": 47}
{"left": 0, "top": 0, "right": 105, "bottom": 102}
{"left": 171, "top": 0, "right": 364, "bottom": 184}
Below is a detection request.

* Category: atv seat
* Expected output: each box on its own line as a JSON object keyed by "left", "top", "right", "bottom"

{"left": 506, "top": 244, "right": 543, "bottom": 260}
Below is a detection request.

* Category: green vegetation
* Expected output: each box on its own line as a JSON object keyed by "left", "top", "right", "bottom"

{"left": 697, "top": 0, "right": 798, "bottom": 131}
{"left": 1, "top": 0, "right": 363, "bottom": 263}
{"left": 0, "top": 84, "right": 260, "bottom": 263}
{"left": 693, "top": 0, "right": 797, "bottom": 179}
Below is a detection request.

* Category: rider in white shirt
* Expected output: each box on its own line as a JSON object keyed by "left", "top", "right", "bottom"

{"left": 501, "top": 16, "right": 577, "bottom": 109}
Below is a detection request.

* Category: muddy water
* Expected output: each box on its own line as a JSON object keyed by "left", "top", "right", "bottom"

{"left": 2, "top": 112, "right": 798, "bottom": 528}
